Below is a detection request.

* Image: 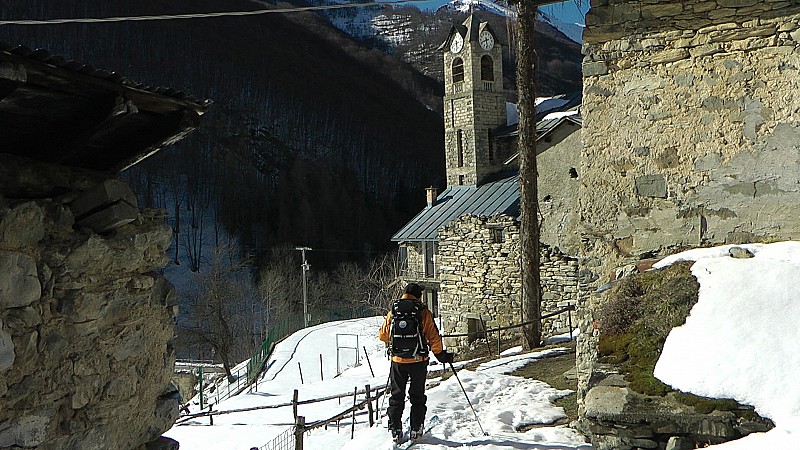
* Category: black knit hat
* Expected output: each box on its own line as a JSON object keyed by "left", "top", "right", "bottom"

{"left": 404, "top": 283, "right": 423, "bottom": 298}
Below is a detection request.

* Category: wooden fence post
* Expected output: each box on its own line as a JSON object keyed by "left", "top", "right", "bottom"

{"left": 351, "top": 387, "right": 357, "bottom": 439}
{"left": 298, "top": 362, "right": 304, "bottom": 385}
{"left": 293, "top": 389, "right": 299, "bottom": 421}
{"left": 320, "top": 354, "right": 324, "bottom": 381}
{"left": 366, "top": 384, "right": 374, "bottom": 427}
{"left": 363, "top": 346, "right": 374, "bottom": 377}
{"left": 295, "top": 416, "right": 305, "bottom": 450}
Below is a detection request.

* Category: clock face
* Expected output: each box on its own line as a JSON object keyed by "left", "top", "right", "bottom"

{"left": 479, "top": 30, "right": 494, "bottom": 51}
{"left": 450, "top": 34, "right": 464, "bottom": 54}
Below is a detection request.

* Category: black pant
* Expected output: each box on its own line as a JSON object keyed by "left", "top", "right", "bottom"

{"left": 387, "top": 361, "right": 428, "bottom": 431}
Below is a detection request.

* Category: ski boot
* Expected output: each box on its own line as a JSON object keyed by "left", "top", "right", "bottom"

{"left": 390, "top": 426, "right": 403, "bottom": 443}
{"left": 410, "top": 424, "right": 424, "bottom": 441}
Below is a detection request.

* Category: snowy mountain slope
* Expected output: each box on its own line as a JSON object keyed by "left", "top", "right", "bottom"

{"left": 319, "top": 0, "right": 583, "bottom": 95}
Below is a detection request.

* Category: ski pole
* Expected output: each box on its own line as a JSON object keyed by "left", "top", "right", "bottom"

{"left": 448, "top": 362, "right": 488, "bottom": 436}
{"left": 377, "top": 371, "right": 391, "bottom": 425}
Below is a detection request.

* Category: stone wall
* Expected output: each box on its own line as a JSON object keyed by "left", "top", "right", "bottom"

{"left": 0, "top": 156, "right": 179, "bottom": 450}
{"left": 577, "top": 1, "right": 800, "bottom": 446}
{"left": 437, "top": 214, "right": 580, "bottom": 353}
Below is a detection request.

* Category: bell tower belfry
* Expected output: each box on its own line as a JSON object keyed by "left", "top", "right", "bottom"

{"left": 440, "top": 15, "right": 506, "bottom": 186}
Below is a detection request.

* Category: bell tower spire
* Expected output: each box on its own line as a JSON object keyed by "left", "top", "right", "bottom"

{"left": 440, "top": 15, "right": 506, "bottom": 187}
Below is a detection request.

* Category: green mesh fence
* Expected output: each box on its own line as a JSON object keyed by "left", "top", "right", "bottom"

{"left": 245, "top": 306, "right": 379, "bottom": 385}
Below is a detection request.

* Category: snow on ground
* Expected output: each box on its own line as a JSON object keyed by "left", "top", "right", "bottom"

{"left": 654, "top": 241, "right": 800, "bottom": 449}
{"left": 166, "top": 241, "right": 800, "bottom": 449}
{"left": 166, "top": 317, "right": 589, "bottom": 449}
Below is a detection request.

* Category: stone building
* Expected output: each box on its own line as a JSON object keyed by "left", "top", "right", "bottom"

{"left": 0, "top": 43, "right": 207, "bottom": 449}
{"left": 392, "top": 15, "right": 583, "bottom": 353}
{"left": 575, "top": 1, "right": 800, "bottom": 448}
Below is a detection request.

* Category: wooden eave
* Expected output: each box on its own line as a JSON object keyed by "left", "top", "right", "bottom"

{"left": 0, "top": 45, "right": 209, "bottom": 173}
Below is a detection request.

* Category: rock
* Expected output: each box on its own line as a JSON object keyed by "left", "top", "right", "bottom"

{"left": 0, "top": 202, "right": 45, "bottom": 248}
{"left": 585, "top": 386, "right": 630, "bottom": 418}
{"left": 0, "top": 251, "right": 41, "bottom": 309}
{"left": 0, "top": 413, "right": 51, "bottom": 447}
{"left": 728, "top": 247, "right": 755, "bottom": 258}
{"left": 666, "top": 436, "right": 693, "bottom": 450}
{"left": 0, "top": 325, "right": 14, "bottom": 372}
{"left": 144, "top": 436, "right": 180, "bottom": 450}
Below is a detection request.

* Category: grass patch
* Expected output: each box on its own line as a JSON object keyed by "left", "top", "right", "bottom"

{"left": 511, "top": 341, "right": 578, "bottom": 422}
{"left": 595, "top": 261, "right": 766, "bottom": 418}
{"left": 597, "top": 261, "right": 699, "bottom": 397}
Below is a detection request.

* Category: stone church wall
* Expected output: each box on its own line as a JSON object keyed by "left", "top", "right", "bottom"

{"left": 436, "top": 214, "right": 580, "bottom": 353}
{"left": 577, "top": 1, "right": 800, "bottom": 447}
{"left": 0, "top": 156, "right": 179, "bottom": 449}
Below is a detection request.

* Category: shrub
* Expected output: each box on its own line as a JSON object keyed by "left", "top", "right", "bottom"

{"left": 596, "top": 262, "right": 699, "bottom": 396}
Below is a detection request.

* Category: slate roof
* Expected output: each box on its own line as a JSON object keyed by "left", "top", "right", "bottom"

{"left": 0, "top": 43, "right": 210, "bottom": 172}
{"left": 391, "top": 176, "right": 519, "bottom": 242}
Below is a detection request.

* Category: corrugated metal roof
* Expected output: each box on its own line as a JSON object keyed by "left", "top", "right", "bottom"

{"left": 392, "top": 176, "right": 519, "bottom": 242}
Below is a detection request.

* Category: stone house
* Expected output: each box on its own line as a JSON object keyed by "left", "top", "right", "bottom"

{"left": 0, "top": 43, "right": 207, "bottom": 449}
{"left": 574, "top": 1, "right": 800, "bottom": 449}
{"left": 391, "top": 15, "right": 583, "bottom": 353}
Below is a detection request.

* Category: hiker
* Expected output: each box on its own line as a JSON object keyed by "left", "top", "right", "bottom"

{"left": 378, "top": 283, "right": 453, "bottom": 442}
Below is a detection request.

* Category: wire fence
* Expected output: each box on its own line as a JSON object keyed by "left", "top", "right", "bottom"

{"left": 196, "top": 306, "right": 379, "bottom": 407}
{"left": 256, "top": 426, "right": 294, "bottom": 450}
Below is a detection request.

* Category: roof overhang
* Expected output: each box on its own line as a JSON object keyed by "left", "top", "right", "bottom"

{"left": 0, "top": 44, "right": 210, "bottom": 173}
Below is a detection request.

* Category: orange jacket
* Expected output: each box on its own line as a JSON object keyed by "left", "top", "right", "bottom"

{"left": 378, "top": 294, "right": 444, "bottom": 363}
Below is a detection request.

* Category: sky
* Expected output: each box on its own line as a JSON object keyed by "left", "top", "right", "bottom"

{"left": 167, "top": 241, "right": 800, "bottom": 449}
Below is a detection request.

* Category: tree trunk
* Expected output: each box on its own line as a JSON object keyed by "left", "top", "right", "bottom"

{"left": 515, "top": 1, "right": 542, "bottom": 350}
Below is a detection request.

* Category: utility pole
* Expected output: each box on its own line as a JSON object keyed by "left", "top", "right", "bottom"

{"left": 295, "top": 247, "right": 312, "bottom": 327}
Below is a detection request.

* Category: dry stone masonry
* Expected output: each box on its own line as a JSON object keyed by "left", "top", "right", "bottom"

{"left": 0, "top": 155, "right": 179, "bottom": 450}
{"left": 436, "top": 214, "right": 582, "bottom": 353}
{"left": 577, "top": 1, "right": 800, "bottom": 448}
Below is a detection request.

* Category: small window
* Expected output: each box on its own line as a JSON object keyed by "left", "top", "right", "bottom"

{"left": 569, "top": 168, "right": 579, "bottom": 178}
{"left": 488, "top": 134, "right": 494, "bottom": 162}
{"left": 490, "top": 227, "right": 504, "bottom": 243}
{"left": 467, "top": 317, "right": 488, "bottom": 342}
{"left": 398, "top": 246, "right": 408, "bottom": 270}
{"left": 423, "top": 242, "right": 436, "bottom": 277}
{"left": 480, "top": 55, "right": 494, "bottom": 82}
{"left": 458, "top": 175, "right": 465, "bottom": 186}
{"left": 452, "top": 58, "right": 464, "bottom": 83}
{"left": 457, "top": 130, "right": 464, "bottom": 167}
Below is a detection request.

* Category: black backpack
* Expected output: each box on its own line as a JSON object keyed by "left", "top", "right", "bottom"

{"left": 389, "top": 299, "right": 428, "bottom": 358}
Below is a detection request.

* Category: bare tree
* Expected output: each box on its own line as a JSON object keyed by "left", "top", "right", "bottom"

{"left": 182, "top": 242, "right": 260, "bottom": 379}
{"left": 363, "top": 251, "right": 404, "bottom": 313}
{"left": 514, "top": 1, "right": 543, "bottom": 349}
{"left": 256, "top": 244, "right": 303, "bottom": 326}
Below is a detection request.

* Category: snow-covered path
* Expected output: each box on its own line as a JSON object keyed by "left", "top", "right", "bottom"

{"left": 165, "top": 317, "right": 591, "bottom": 449}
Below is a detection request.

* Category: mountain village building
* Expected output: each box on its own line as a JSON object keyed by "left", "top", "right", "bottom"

{"left": 0, "top": 42, "right": 207, "bottom": 449}
{"left": 391, "top": 15, "right": 583, "bottom": 353}
{"left": 574, "top": 2, "right": 800, "bottom": 448}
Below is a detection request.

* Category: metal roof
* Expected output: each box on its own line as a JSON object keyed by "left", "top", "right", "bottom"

{"left": 391, "top": 176, "right": 519, "bottom": 242}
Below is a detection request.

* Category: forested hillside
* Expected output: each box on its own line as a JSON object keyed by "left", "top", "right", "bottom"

{"left": 0, "top": 0, "right": 445, "bottom": 269}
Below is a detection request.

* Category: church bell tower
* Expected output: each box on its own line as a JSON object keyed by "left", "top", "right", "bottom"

{"left": 441, "top": 15, "right": 506, "bottom": 186}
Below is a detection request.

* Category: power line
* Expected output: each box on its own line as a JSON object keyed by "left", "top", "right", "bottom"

{"left": 0, "top": 0, "right": 434, "bottom": 26}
